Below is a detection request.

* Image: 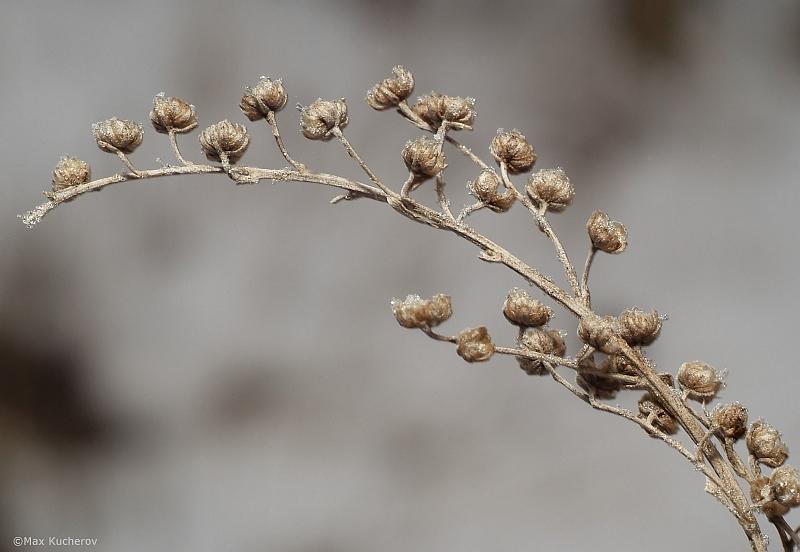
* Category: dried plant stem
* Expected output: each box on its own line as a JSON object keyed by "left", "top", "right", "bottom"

{"left": 167, "top": 130, "right": 192, "bottom": 166}
{"left": 435, "top": 175, "right": 455, "bottom": 221}
{"left": 329, "top": 127, "right": 396, "bottom": 198}
{"left": 581, "top": 247, "right": 596, "bottom": 306}
{"left": 774, "top": 517, "right": 800, "bottom": 549}
{"left": 265, "top": 110, "right": 307, "bottom": 173}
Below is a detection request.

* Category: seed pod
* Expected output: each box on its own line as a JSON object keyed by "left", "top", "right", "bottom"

{"left": 747, "top": 420, "right": 789, "bottom": 468}
{"left": 490, "top": 129, "right": 536, "bottom": 173}
{"left": 638, "top": 393, "right": 679, "bottom": 434}
{"left": 618, "top": 308, "right": 662, "bottom": 346}
{"left": 456, "top": 326, "right": 494, "bottom": 362}
{"left": 149, "top": 93, "right": 197, "bottom": 133}
{"left": 402, "top": 136, "right": 446, "bottom": 178}
{"left": 92, "top": 118, "right": 144, "bottom": 153}
{"left": 770, "top": 465, "right": 800, "bottom": 508}
{"left": 299, "top": 98, "right": 348, "bottom": 140}
{"left": 410, "top": 92, "right": 443, "bottom": 126}
{"left": 750, "top": 476, "right": 790, "bottom": 518}
{"left": 468, "top": 169, "right": 501, "bottom": 203}
{"left": 711, "top": 403, "right": 748, "bottom": 440}
{"left": 502, "top": 288, "right": 553, "bottom": 327}
{"left": 411, "top": 92, "right": 475, "bottom": 128}
{"left": 577, "top": 357, "right": 623, "bottom": 399}
{"left": 603, "top": 354, "right": 638, "bottom": 376}
{"left": 487, "top": 189, "right": 516, "bottom": 213}
{"left": 526, "top": 168, "right": 574, "bottom": 211}
{"left": 52, "top": 156, "right": 91, "bottom": 192}
{"left": 517, "top": 327, "right": 566, "bottom": 375}
{"left": 390, "top": 294, "right": 452, "bottom": 329}
{"left": 240, "top": 77, "right": 288, "bottom": 120}
{"left": 677, "top": 361, "right": 722, "bottom": 401}
{"left": 366, "top": 65, "right": 414, "bottom": 110}
{"left": 577, "top": 315, "right": 621, "bottom": 355}
{"left": 199, "top": 120, "right": 250, "bottom": 164}
{"left": 587, "top": 210, "right": 627, "bottom": 254}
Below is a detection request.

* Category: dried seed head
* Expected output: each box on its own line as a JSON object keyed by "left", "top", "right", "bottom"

{"left": 711, "top": 403, "right": 748, "bottom": 440}
{"left": 149, "top": 93, "right": 197, "bottom": 133}
{"left": 502, "top": 288, "right": 553, "bottom": 327}
{"left": 366, "top": 65, "right": 414, "bottom": 110}
{"left": 199, "top": 120, "right": 250, "bottom": 164}
{"left": 390, "top": 294, "right": 452, "bottom": 329}
{"left": 587, "top": 210, "right": 627, "bottom": 254}
{"left": 602, "top": 354, "right": 638, "bottom": 377}
{"left": 577, "top": 370, "right": 623, "bottom": 400}
{"left": 456, "top": 326, "right": 494, "bottom": 362}
{"left": 92, "top": 118, "right": 144, "bottom": 154}
{"left": 240, "top": 77, "right": 288, "bottom": 120}
{"left": 747, "top": 420, "right": 789, "bottom": 468}
{"left": 638, "top": 393, "right": 679, "bottom": 434}
{"left": 577, "top": 315, "right": 621, "bottom": 355}
{"left": 618, "top": 308, "right": 662, "bottom": 346}
{"left": 402, "top": 136, "right": 446, "bottom": 178}
{"left": 770, "top": 466, "right": 800, "bottom": 508}
{"left": 677, "top": 361, "right": 722, "bottom": 401}
{"left": 468, "top": 169, "right": 501, "bottom": 203}
{"left": 490, "top": 129, "right": 536, "bottom": 173}
{"left": 750, "top": 476, "right": 790, "bottom": 518}
{"left": 299, "top": 98, "right": 348, "bottom": 140}
{"left": 526, "top": 168, "right": 574, "bottom": 211}
{"left": 517, "top": 327, "right": 566, "bottom": 375}
{"left": 52, "top": 156, "right": 91, "bottom": 192}
{"left": 487, "top": 189, "right": 516, "bottom": 212}
{"left": 411, "top": 92, "right": 475, "bottom": 128}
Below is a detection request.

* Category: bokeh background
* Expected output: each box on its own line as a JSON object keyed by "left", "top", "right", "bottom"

{"left": 2, "top": 1, "right": 800, "bottom": 550}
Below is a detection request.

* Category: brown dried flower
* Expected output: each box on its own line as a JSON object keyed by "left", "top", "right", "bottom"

{"left": 502, "top": 288, "right": 553, "bottom": 327}
{"left": 587, "top": 210, "right": 627, "bottom": 254}
{"left": 747, "top": 420, "right": 789, "bottom": 468}
{"left": 402, "top": 136, "right": 446, "bottom": 178}
{"left": 199, "top": 120, "right": 250, "bottom": 164}
{"left": 526, "top": 168, "right": 574, "bottom": 211}
{"left": 391, "top": 294, "right": 452, "bottom": 329}
{"left": 770, "top": 465, "right": 800, "bottom": 508}
{"left": 366, "top": 65, "right": 414, "bottom": 110}
{"left": 149, "top": 93, "right": 198, "bottom": 133}
{"left": 468, "top": 169, "right": 501, "bottom": 203}
{"left": 677, "top": 361, "right": 722, "bottom": 401}
{"left": 750, "top": 476, "right": 790, "bottom": 518}
{"left": 456, "top": 326, "right": 494, "bottom": 362}
{"left": 52, "top": 156, "right": 91, "bottom": 192}
{"left": 92, "top": 117, "right": 144, "bottom": 153}
{"left": 411, "top": 92, "right": 475, "bottom": 128}
{"left": 577, "top": 356, "right": 624, "bottom": 399}
{"left": 638, "top": 393, "right": 679, "bottom": 434}
{"left": 517, "top": 327, "right": 566, "bottom": 375}
{"left": 240, "top": 77, "right": 288, "bottom": 120}
{"left": 618, "top": 308, "right": 662, "bottom": 346}
{"left": 299, "top": 98, "right": 348, "bottom": 140}
{"left": 490, "top": 129, "right": 536, "bottom": 173}
{"left": 577, "top": 315, "right": 621, "bottom": 355}
{"left": 711, "top": 403, "right": 748, "bottom": 440}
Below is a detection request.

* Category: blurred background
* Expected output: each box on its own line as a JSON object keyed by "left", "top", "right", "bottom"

{"left": 2, "top": 1, "right": 800, "bottom": 550}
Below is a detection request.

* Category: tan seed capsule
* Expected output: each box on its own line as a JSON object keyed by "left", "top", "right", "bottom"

{"left": 52, "top": 156, "right": 91, "bottom": 192}
{"left": 487, "top": 189, "right": 516, "bottom": 212}
{"left": 576, "top": 356, "right": 623, "bottom": 399}
{"left": 750, "top": 476, "right": 790, "bottom": 518}
{"left": 240, "top": 77, "right": 288, "bottom": 120}
{"left": 502, "top": 288, "right": 553, "bottom": 327}
{"left": 677, "top": 361, "right": 722, "bottom": 401}
{"left": 490, "top": 129, "right": 536, "bottom": 173}
{"left": 390, "top": 294, "right": 452, "bottom": 329}
{"left": 526, "top": 168, "right": 574, "bottom": 211}
{"left": 711, "top": 403, "right": 748, "bottom": 440}
{"left": 577, "top": 315, "right": 621, "bottom": 355}
{"left": 299, "top": 98, "right": 348, "bottom": 140}
{"left": 92, "top": 117, "right": 144, "bottom": 153}
{"left": 456, "top": 326, "right": 494, "bottom": 362}
{"left": 618, "top": 308, "right": 662, "bottom": 346}
{"left": 587, "top": 210, "right": 627, "bottom": 254}
{"left": 410, "top": 92, "right": 475, "bottom": 128}
{"left": 747, "top": 420, "right": 789, "bottom": 468}
{"left": 770, "top": 465, "right": 800, "bottom": 508}
{"left": 366, "top": 65, "right": 414, "bottom": 110}
{"left": 517, "top": 327, "right": 566, "bottom": 375}
{"left": 149, "top": 93, "right": 197, "bottom": 133}
{"left": 199, "top": 120, "right": 250, "bottom": 164}
{"left": 402, "top": 136, "right": 446, "bottom": 178}
{"left": 468, "top": 169, "right": 501, "bottom": 203}
{"left": 638, "top": 393, "right": 679, "bottom": 434}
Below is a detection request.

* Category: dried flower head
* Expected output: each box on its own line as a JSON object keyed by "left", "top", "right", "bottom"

{"left": 770, "top": 465, "right": 800, "bottom": 508}
{"left": 149, "top": 93, "right": 197, "bottom": 133}
{"left": 490, "top": 129, "right": 536, "bottom": 173}
{"left": 411, "top": 92, "right": 475, "bottom": 128}
{"left": 468, "top": 169, "right": 501, "bottom": 203}
{"left": 299, "top": 98, "right": 348, "bottom": 140}
{"left": 240, "top": 77, "right": 288, "bottom": 120}
{"left": 52, "top": 156, "right": 90, "bottom": 192}
{"left": 526, "top": 168, "right": 574, "bottom": 211}
{"left": 577, "top": 364, "right": 624, "bottom": 400}
{"left": 391, "top": 294, "right": 453, "bottom": 329}
{"left": 601, "top": 354, "right": 638, "bottom": 377}
{"left": 750, "top": 476, "right": 790, "bottom": 518}
{"left": 638, "top": 393, "right": 679, "bottom": 434}
{"left": 92, "top": 118, "right": 144, "bottom": 153}
{"left": 677, "top": 361, "right": 722, "bottom": 401}
{"left": 747, "top": 420, "right": 789, "bottom": 468}
{"left": 577, "top": 315, "right": 621, "bottom": 355}
{"left": 502, "top": 288, "right": 553, "bottom": 327}
{"left": 456, "top": 326, "right": 494, "bottom": 362}
{"left": 199, "top": 120, "right": 250, "bottom": 164}
{"left": 366, "top": 65, "right": 414, "bottom": 110}
{"left": 711, "top": 403, "right": 748, "bottom": 440}
{"left": 618, "top": 308, "right": 662, "bottom": 346}
{"left": 517, "top": 327, "right": 566, "bottom": 375}
{"left": 587, "top": 210, "right": 627, "bottom": 254}
{"left": 402, "top": 136, "right": 446, "bottom": 178}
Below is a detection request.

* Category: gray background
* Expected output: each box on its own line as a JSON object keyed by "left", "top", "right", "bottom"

{"left": 2, "top": 1, "right": 799, "bottom": 550}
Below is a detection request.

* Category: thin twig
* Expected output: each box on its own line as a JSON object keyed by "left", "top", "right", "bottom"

{"left": 265, "top": 110, "right": 307, "bottom": 173}
{"left": 581, "top": 247, "right": 596, "bottom": 307}
{"left": 329, "top": 126, "right": 396, "bottom": 198}
{"left": 168, "top": 130, "right": 192, "bottom": 166}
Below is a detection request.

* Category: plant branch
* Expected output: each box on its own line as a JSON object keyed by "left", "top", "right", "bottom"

{"left": 265, "top": 110, "right": 307, "bottom": 173}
